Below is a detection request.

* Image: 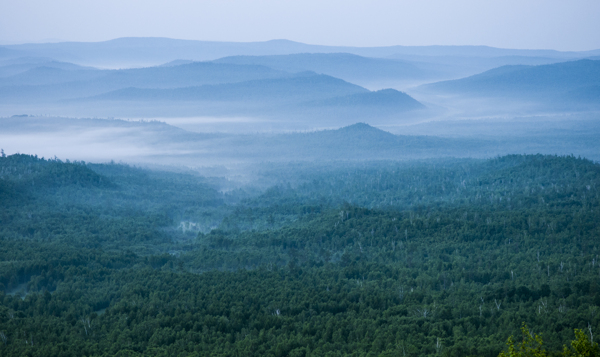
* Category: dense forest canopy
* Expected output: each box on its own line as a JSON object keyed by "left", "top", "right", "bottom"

{"left": 0, "top": 153, "right": 599, "bottom": 356}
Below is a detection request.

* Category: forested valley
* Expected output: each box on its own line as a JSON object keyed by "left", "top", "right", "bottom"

{"left": 1, "top": 153, "right": 599, "bottom": 356}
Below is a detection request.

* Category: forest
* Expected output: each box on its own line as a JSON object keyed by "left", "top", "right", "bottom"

{"left": 1, "top": 153, "right": 599, "bottom": 356}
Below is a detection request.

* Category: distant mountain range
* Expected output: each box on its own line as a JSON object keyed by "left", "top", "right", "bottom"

{"left": 2, "top": 37, "right": 598, "bottom": 68}
{"left": 0, "top": 54, "right": 428, "bottom": 118}
{"left": 0, "top": 38, "right": 599, "bottom": 119}
{"left": 2, "top": 38, "right": 599, "bottom": 86}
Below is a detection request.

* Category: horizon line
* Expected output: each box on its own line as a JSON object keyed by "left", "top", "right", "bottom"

{"left": 2, "top": 37, "right": 599, "bottom": 53}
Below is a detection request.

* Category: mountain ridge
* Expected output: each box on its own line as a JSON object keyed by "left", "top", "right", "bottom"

{"left": 420, "top": 59, "right": 600, "bottom": 106}
{"left": 3, "top": 37, "right": 599, "bottom": 68}
{"left": 212, "top": 53, "right": 431, "bottom": 82}
{"left": 81, "top": 73, "right": 369, "bottom": 103}
{"left": 308, "top": 89, "right": 425, "bottom": 111}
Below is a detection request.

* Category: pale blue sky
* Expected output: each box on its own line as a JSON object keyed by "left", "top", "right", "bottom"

{"left": 1, "top": 0, "right": 599, "bottom": 51}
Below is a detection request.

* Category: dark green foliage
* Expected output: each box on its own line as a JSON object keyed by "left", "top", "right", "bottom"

{"left": 0, "top": 153, "right": 599, "bottom": 356}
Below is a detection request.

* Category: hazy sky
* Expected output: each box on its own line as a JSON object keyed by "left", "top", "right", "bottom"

{"left": 1, "top": 0, "right": 599, "bottom": 51}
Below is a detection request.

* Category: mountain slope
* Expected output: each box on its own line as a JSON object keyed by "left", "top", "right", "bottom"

{"left": 0, "top": 58, "right": 92, "bottom": 77}
{"left": 213, "top": 53, "right": 431, "bottom": 82}
{"left": 88, "top": 62, "right": 290, "bottom": 89}
{"left": 564, "top": 85, "right": 600, "bottom": 108}
{"left": 238, "top": 123, "right": 484, "bottom": 160}
{"left": 309, "top": 89, "right": 425, "bottom": 110}
{"left": 85, "top": 73, "right": 369, "bottom": 103}
{"left": 423, "top": 59, "right": 600, "bottom": 96}
{"left": 0, "top": 66, "right": 104, "bottom": 86}
{"left": 0, "top": 62, "right": 293, "bottom": 103}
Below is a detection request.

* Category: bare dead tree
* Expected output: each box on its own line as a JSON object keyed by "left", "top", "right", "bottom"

{"left": 415, "top": 305, "right": 436, "bottom": 318}
{"left": 559, "top": 303, "right": 566, "bottom": 313}
{"left": 494, "top": 299, "right": 501, "bottom": 310}
{"left": 540, "top": 299, "right": 548, "bottom": 314}
{"left": 80, "top": 318, "right": 92, "bottom": 336}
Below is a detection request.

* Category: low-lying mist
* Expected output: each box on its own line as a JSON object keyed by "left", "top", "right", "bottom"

{"left": 2, "top": 111, "right": 599, "bottom": 181}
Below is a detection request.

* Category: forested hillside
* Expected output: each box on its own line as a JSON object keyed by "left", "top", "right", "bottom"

{"left": 0, "top": 153, "right": 599, "bottom": 356}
